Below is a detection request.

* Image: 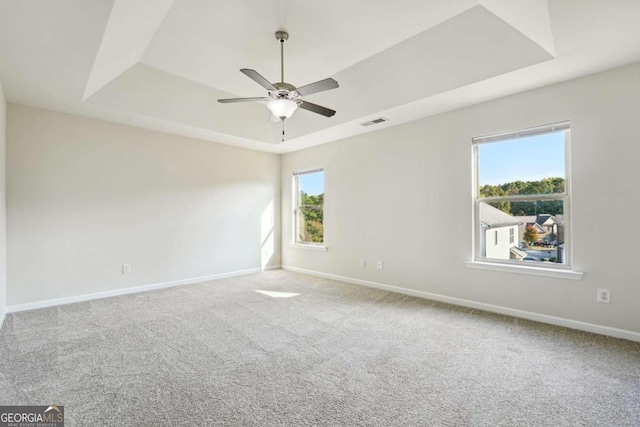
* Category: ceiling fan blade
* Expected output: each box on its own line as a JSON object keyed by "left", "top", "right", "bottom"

{"left": 295, "top": 78, "right": 339, "bottom": 97}
{"left": 240, "top": 69, "right": 277, "bottom": 91}
{"left": 218, "top": 97, "right": 271, "bottom": 103}
{"left": 299, "top": 101, "right": 336, "bottom": 117}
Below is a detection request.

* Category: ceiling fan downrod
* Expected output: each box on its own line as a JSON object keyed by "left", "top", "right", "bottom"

{"left": 275, "top": 31, "right": 288, "bottom": 84}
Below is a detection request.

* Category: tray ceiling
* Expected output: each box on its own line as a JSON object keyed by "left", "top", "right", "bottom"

{"left": 1, "top": 0, "right": 640, "bottom": 153}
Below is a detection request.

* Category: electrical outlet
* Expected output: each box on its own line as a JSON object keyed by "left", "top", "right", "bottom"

{"left": 122, "top": 264, "right": 131, "bottom": 274}
{"left": 597, "top": 288, "right": 610, "bottom": 303}
{"left": 359, "top": 258, "right": 366, "bottom": 268}
{"left": 376, "top": 260, "right": 383, "bottom": 270}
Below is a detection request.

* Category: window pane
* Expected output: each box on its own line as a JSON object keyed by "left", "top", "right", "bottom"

{"left": 295, "top": 170, "right": 324, "bottom": 244}
{"left": 479, "top": 201, "right": 566, "bottom": 264}
{"left": 297, "top": 207, "right": 323, "bottom": 243}
{"left": 297, "top": 171, "right": 324, "bottom": 206}
{"left": 478, "top": 132, "right": 566, "bottom": 197}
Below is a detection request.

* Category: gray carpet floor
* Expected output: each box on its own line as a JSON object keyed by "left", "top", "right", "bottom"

{"left": 1, "top": 270, "right": 639, "bottom": 426}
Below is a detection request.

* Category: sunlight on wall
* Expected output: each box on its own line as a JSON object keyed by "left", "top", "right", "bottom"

{"left": 261, "top": 200, "right": 275, "bottom": 271}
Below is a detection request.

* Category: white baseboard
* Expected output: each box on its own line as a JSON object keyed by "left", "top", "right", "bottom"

{"left": 0, "top": 309, "right": 6, "bottom": 334}
{"left": 7, "top": 267, "right": 266, "bottom": 313}
{"left": 281, "top": 265, "right": 640, "bottom": 343}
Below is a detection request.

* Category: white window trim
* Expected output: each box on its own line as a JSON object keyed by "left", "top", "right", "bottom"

{"left": 290, "top": 242, "right": 328, "bottom": 251}
{"left": 292, "top": 168, "right": 326, "bottom": 250}
{"left": 469, "top": 122, "right": 583, "bottom": 279}
{"left": 465, "top": 260, "right": 583, "bottom": 280}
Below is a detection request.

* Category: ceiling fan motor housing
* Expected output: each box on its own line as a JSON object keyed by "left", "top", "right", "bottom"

{"left": 271, "top": 82, "right": 298, "bottom": 100}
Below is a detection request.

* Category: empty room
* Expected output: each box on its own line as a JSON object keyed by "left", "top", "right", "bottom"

{"left": 0, "top": 1, "right": 639, "bottom": 426}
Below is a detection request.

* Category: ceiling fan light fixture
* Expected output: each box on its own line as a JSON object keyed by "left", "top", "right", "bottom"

{"left": 267, "top": 99, "right": 298, "bottom": 120}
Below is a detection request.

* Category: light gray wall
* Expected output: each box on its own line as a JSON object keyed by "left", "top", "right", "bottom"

{"left": 281, "top": 62, "right": 640, "bottom": 334}
{"left": 7, "top": 104, "right": 280, "bottom": 306}
{"left": 0, "top": 80, "right": 6, "bottom": 323}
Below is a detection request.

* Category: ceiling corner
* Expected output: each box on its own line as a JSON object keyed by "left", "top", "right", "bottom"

{"left": 478, "top": 0, "right": 556, "bottom": 57}
{"left": 83, "top": 0, "right": 176, "bottom": 101}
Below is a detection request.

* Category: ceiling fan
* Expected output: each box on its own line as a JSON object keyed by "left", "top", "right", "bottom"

{"left": 218, "top": 31, "right": 339, "bottom": 140}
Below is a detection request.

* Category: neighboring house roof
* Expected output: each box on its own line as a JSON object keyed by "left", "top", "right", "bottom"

{"left": 513, "top": 215, "right": 536, "bottom": 227}
{"left": 510, "top": 247, "right": 527, "bottom": 258}
{"left": 479, "top": 203, "right": 522, "bottom": 228}
{"left": 530, "top": 223, "right": 546, "bottom": 233}
{"left": 536, "top": 214, "right": 554, "bottom": 226}
{"left": 514, "top": 214, "right": 556, "bottom": 227}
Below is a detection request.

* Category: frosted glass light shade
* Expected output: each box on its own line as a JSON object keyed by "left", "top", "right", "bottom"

{"left": 267, "top": 99, "right": 298, "bottom": 119}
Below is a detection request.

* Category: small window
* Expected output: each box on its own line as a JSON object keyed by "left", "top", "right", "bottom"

{"left": 293, "top": 169, "right": 324, "bottom": 245}
{"left": 473, "top": 122, "right": 570, "bottom": 266}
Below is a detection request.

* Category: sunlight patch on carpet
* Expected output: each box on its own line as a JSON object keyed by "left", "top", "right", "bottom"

{"left": 254, "top": 290, "right": 300, "bottom": 298}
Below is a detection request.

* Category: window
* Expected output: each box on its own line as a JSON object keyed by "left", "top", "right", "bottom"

{"left": 293, "top": 169, "right": 324, "bottom": 245}
{"left": 473, "top": 122, "right": 570, "bottom": 267}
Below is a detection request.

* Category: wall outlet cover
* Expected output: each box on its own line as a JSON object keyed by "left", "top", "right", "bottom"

{"left": 597, "top": 288, "right": 610, "bottom": 303}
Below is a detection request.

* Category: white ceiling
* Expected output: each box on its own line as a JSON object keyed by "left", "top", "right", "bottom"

{"left": 1, "top": 0, "right": 640, "bottom": 154}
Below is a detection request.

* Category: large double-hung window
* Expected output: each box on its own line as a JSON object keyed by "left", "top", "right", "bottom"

{"left": 473, "top": 122, "right": 571, "bottom": 268}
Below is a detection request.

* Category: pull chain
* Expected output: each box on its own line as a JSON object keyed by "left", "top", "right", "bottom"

{"left": 282, "top": 119, "right": 285, "bottom": 142}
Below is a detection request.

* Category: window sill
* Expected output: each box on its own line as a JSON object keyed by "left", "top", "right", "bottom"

{"left": 465, "top": 261, "right": 583, "bottom": 280}
{"left": 290, "top": 243, "right": 328, "bottom": 252}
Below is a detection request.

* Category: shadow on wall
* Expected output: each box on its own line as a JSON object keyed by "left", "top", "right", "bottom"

{"left": 261, "top": 200, "right": 275, "bottom": 270}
